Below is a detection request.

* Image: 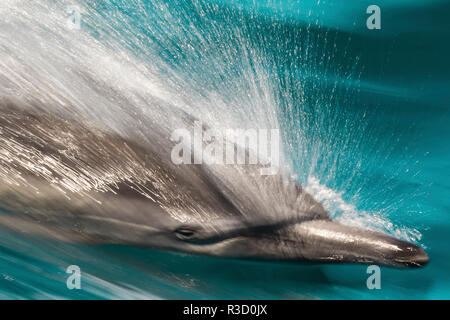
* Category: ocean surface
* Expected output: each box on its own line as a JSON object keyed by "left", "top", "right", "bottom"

{"left": 0, "top": 0, "right": 449, "bottom": 299}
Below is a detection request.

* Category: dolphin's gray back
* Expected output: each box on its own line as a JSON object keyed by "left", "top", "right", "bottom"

{"left": 0, "top": 98, "right": 328, "bottom": 235}
{"left": 0, "top": 99, "right": 241, "bottom": 224}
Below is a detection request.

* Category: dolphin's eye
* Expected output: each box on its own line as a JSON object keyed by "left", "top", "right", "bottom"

{"left": 174, "top": 227, "right": 196, "bottom": 240}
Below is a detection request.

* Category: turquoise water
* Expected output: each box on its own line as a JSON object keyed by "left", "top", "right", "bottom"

{"left": 1, "top": 0, "right": 449, "bottom": 299}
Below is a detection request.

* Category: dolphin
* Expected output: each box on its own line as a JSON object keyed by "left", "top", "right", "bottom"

{"left": 0, "top": 98, "right": 428, "bottom": 268}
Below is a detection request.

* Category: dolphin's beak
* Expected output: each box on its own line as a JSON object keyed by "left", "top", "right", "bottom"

{"left": 220, "top": 219, "right": 428, "bottom": 268}
{"left": 272, "top": 219, "right": 429, "bottom": 268}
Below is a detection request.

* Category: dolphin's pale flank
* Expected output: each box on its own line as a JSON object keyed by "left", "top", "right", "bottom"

{"left": 0, "top": 100, "right": 428, "bottom": 268}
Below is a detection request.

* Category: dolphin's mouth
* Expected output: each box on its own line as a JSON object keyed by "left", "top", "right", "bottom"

{"left": 197, "top": 219, "right": 429, "bottom": 268}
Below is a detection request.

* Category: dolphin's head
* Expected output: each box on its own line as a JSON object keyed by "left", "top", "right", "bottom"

{"left": 147, "top": 214, "right": 428, "bottom": 268}
{"left": 144, "top": 163, "right": 429, "bottom": 269}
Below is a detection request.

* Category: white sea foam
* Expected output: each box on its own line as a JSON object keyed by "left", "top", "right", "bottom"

{"left": 305, "top": 176, "right": 422, "bottom": 244}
